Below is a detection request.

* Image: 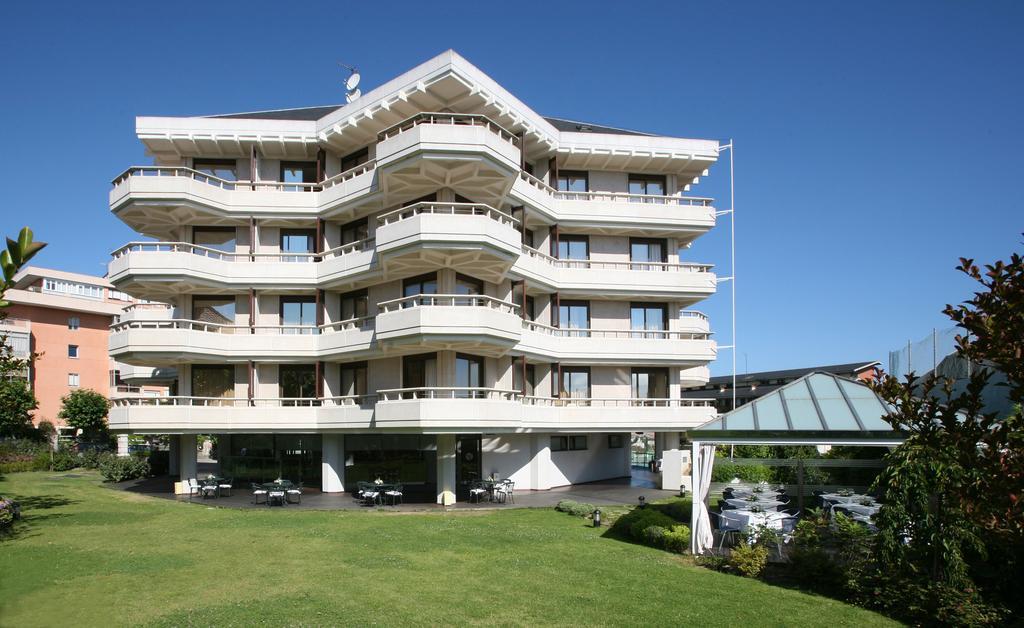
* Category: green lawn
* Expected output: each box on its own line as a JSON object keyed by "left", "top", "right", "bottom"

{"left": 0, "top": 472, "right": 896, "bottom": 627}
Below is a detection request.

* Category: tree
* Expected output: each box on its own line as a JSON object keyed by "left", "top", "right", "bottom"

{"left": 58, "top": 389, "right": 111, "bottom": 441}
{"left": 1, "top": 226, "right": 47, "bottom": 380}
{"left": 0, "top": 379, "right": 38, "bottom": 437}
{"left": 868, "top": 237, "right": 1024, "bottom": 622}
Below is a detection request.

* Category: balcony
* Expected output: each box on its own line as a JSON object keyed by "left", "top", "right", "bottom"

{"left": 108, "top": 395, "right": 377, "bottom": 433}
{"left": 375, "top": 294, "right": 521, "bottom": 355}
{"left": 109, "top": 317, "right": 375, "bottom": 363}
{"left": 108, "top": 240, "right": 377, "bottom": 296}
{"left": 110, "top": 163, "right": 377, "bottom": 231}
{"left": 0, "top": 318, "right": 31, "bottom": 359}
{"left": 518, "top": 321, "right": 716, "bottom": 365}
{"left": 107, "top": 391, "right": 717, "bottom": 433}
{"left": 513, "top": 246, "right": 716, "bottom": 300}
{"left": 511, "top": 172, "right": 716, "bottom": 235}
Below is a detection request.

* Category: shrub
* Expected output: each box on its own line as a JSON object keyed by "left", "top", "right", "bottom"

{"left": 663, "top": 525, "right": 691, "bottom": 554}
{"left": 642, "top": 525, "right": 667, "bottom": 548}
{"left": 49, "top": 448, "right": 79, "bottom": 471}
{"left": 612, "top": 506, "right": 676, "bottom": 541}
{"left": 711, "top": 462, "right": 773, "bottom": 483}
{"left": 79, "top": 448, "right": 108, "bottom": 470}
{"left": 555, "top": 500, "right": 579, "bottom": 513}
{"left": 555, "top": 500, "right": 597, "bottom": 517}
{"left": 660, "top": 497, "right": 692, "bottom": 523}
{"left": 98, "top": 454, "right": 149, "bottom": 483}
{"left": 729, "top": 544, "right": 768, "bottom": 578}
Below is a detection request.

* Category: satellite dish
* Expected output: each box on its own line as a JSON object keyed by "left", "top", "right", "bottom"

{"left": 346, "top": 71, "right": 361, "bottom": 91}
{"left": 345, "top": 89, "right": 361, "bottom": 103}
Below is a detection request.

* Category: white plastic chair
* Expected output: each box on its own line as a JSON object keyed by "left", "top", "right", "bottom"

{"left": 286, "top": 487, "right": 302, "bottom": 504}
{"left": 218, "top": 478, "right": 233, "bottom": 497}
{"left": 186, "top": 478, "right": 201, "bottom": 499}
{"left": 710, "top": 511, "right": 743, "bottom": 549}
{"left": 251, "top": 483, "right": 267, "bottom": 504}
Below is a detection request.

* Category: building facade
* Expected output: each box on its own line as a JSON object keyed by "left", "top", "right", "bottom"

{"left": 106, "top": 51, "right": 720, "bottom": 502}
{"left": 4, "top": 267, "right": 170, "bottom": 436}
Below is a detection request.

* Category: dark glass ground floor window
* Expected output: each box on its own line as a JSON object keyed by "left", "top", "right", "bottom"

{"left": 608, "top": 434, "right": 625, "bottom": 449}
{"left": 344, "top": 434, "right": 437, "bottom": 490}
{"left": 220, "top": 434, "right": 322, "bottom": 488}
{"left": 551, "top": 434, "right": 588, "bottom": 452}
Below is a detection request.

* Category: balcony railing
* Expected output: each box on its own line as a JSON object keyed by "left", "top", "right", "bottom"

{"left": 377, "top": 202, "right": 519, "bottom": 228}
{"left": 111, "top": 317, "right": 375, "bottom": 336}
{"left": 111, "top": 240, "right": 373, "bottom": 264}
{"left": 377, "top": 294, "right": 519, "bottom": 315}
{"left": 377, "top": 112, "right": 520, "bottom": 147}
{"left": 521, "top": 246, "right": 713, "bottom": 273}
{"left": 522, "top": 397, "right": 717, "bottom": 408}
{"left": 110, "top": 395, "right": 377, "bottom": 408}
{"left": 679, "top": 310, "right": 709, "bottom": 321}
{"left": 522, "top": 321, "right": 711, "bottom": 340}
{"left": 112, "top": 166, "right": 324, "bottom": 193}
{"left": 518, "top": 171, "right": 713, "bottom": 207}
{"left": 378, "top": 387, "right": 519, "bottom": 401}
{"left": 320, "top": 160, "right": 377, "bottom": 190}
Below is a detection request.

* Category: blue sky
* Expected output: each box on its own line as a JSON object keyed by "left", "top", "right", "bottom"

{"left": 1, "top": 1, "right": 1020, "bottom": 376}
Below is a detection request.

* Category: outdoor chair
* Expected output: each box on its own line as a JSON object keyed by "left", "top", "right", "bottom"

{"left": 267, "top": 487, "right": 286, "bottom": 506}
{"left": 286, "top": 487, "right": 302, "bottom": 504}
{"left": 384, "top": 484, "right": 404, "bottom": 506}
{"left": 186, "top": 478, "right": 201, "bottom": 499}
{"left": 468, "top": 481, "right": 489, "bottom": 503}
{"left": 251, "top": 483, "right": 267, "bottom": 505}
{"left": 775, "top": 515, "right": 801, "bottom": 556}
{"left": 200, "top": 483, "right": 219, "bottom": 499}
{"left": 218, "top": 478, "right": 233, "bottom": 497}
{"left": 495, "top": 479, "right": 514, "bottom": 504}
{"left": 709, "top": 511, "right": 742, "bottom": 549}
{"left": 361, "top": 485, "right": 381, "bottom": 506}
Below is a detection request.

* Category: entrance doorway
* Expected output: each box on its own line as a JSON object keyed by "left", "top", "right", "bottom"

{"left": 455, "top": 435, "right": 482, "bottom": 500}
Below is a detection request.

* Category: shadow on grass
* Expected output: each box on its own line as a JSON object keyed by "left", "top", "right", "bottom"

{"left": 1, "top": 493, "right": 79, "bottom": 541}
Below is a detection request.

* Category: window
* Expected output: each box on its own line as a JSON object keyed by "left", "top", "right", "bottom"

{"left": 551, "top": 434, "right": 588, "bottom": 452}
{"left": 559, "top": 366, "right": 591, "bottom": 399}
{"left": 630, "top": 237, "right": 667, "bottom": 265}
{"left": 192, "top": 227, "right": 236, "bottom": 254}
{"left": 68, "top": 316, "right": 80, "bottom": 330}
{"left": 339, "top": 361, "right": 368, "bottom": 398}
{"left": 402, "top": 273, "right": 438, "bottom": 304}
{"left": 402, "top": 353, "right": 438, "bottom": 394}
{"left": 340, "top": 289, "right": 368, "bottom": 322}
{"left": 511, "top": 283, "right": 535, "bottom": 321}
{"left": 192, "top": 296, "right": 236, "bottom": 327}
{"left": 454, "top": 273, "right": 483, "bottom": 296}
{"left": 556, "top": 235, "right": 589, "bottom": 261}
{"left": 630, "top": 303, "right": 668, "bottom": 336}
{"left": 280, "top": 296, "right": 317, "bottom": 333}
{"left": 557, "top": 300, "right": 590, "bottom": 337}
{"left": 108, "top": 290, "right": 131, "bottom": 301}
{"left": 454, "top": 353, "right": 484, "bottom": 397}
{"left": 191, "top": 365, "right": 234, "bottom": 403}
{"left": 514, "top": 363, "right": 536, "bottom": 396}
{"left": 43, "top": 279, "right": 102, "bottom": 299}
{"left": 556, "top": 170, "right": 588, "bottom": 194}
{"left": 631, "top": 368, "right": 669, "bottom": 400}
{"left": 608, "top": 434, "right": 625, "bottom": 449}
{"left": 280, "top": 364, "right": 317, "bottom": 404}
{"left": 340, "top": 218, "right": 368, "bottom": 246}
{"left": 280, "top": 161, "right": 317, "bottom": 188}
{"left": 628, "top": 174, "right": 667, "bottom": 197}
{"left": 280, "top": 229, "right": 316, "bottom": 262}
{"left": 68, "top": 373, "right": 80, "bottom": 387}
{"left": 340, "top": 147, "right": 369, "bottom": 172}
{"left": 68, "top": 345, "right": 79, "bottom": 359}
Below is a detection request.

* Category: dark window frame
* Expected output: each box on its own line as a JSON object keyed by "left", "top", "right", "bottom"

{"left": 340, "top": 218, "right": 368, "bottom": 246}
{"left": 279, "top": 295, "right": 317, "bottom": 327}
{"left": 340, "top": 288, "right": 369, "bottom": 321}
{"left": 193, "top": 158, "right": 239, "bottom": 181}
{"left": 608, "top": 434, "right": 625, "bottom": 449}
{"left": 629, "top": 237, "right": 668, "bottom": 263}
{"left": 454, "top": 273, "right": 484, "bottom": 295}
{"left": 559, "top": 365, "right": 592, "bottom": 398}
{"left": 551, "top": 434, "right": 588, "bottom": 452}
{"left": 556, "top": 234, "right": 590, "bottom": 260}
{"left": 403, "top": 272, "right": 439, "bottom": 297}
{"left": 279, "top": 228, "right": 317, "bottom": 255}
{"left": 340, "top": 147, "right": 369, "bottom": 172}
{"left": 630, "top": 302, "right": 669, "bottom": 330}
{"left": 279, "top": 161, "right": 318, "bottom": 183}
{"left": 557, "top": 299, "right": 590, "bottom": 331}
{"left": 628, "top": 173, "right": 668, "bottom": 196}
{"left": 556, "top": 170, "right": 589, "bottom": 193}
{"left": 339, "top": 361, "right": 368, "bottom": 397}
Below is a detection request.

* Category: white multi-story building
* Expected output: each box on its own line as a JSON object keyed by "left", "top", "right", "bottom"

{"left": 107, "top": 51, "right": 719, "bottom": 503}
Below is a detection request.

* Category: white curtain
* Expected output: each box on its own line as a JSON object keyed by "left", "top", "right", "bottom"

{"left": 690, "top": 442, "right": 716, "bottom": 554}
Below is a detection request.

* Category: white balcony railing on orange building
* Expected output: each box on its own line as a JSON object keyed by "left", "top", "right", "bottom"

{"left": 377, "top": 202, "right": 519, "bottom": 228}
{"left": 520, "top": 245, "right": 714, "bottom": 273}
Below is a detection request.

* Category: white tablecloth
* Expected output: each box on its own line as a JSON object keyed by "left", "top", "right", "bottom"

{"left": 728, "top": 489, "right": 785, "bottom": 500}
{"left": 820, "top": 492, "right": 872, "bottom": 504}
{"left": 723, "top": 509, "right": 788, "bottom": 533}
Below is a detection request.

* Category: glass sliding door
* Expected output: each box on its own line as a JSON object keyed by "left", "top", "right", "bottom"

{"left": 454, "top": 353, "right": 484, "bottom": 398}
{"left": 630, "top": 303, "right": 667, "bottom": 339}
{"left": 339, "top": 362, "right": 368, "bottom": 401}
{"left": 631, "top": 368, "right": 669, "bottom": 405}
{"left": 558, "top": 300, "right": 590, "bottom": 337}
{"left": 630, "top": 237, "right": 667, "bottom": 270}
{"left": 280, "top": 364, "right": 317, "bottom": 405}
{"left": 192, "top": 296, "right": 236, "bottom": 332}
{"left": 222, "top": 434, "right": 322, "bottom": 488}
{"left": 280, "top": 296, "right": 317, "bottom": 334}
{"left": 280, "top": 229, "right": 315, "bottom": 263}
{"left": 560, "top": 366, "right": 591, "bottom": 404}
{"left": 191, "top": 365, "right": 235, "bottom": 406}
{"left": 402, "top": 353, "right": 437, "bottom": 397}
{"left": 344, "top": 434, "right": 438, "bottom": 498}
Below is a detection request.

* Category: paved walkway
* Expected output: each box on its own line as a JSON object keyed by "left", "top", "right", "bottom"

{"left": 111, "top": 470, "right": 677, "bottom": 512}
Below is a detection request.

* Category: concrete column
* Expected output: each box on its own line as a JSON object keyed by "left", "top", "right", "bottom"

{"left": 322, "top": 434, "right": 345, "bottom": 493}
{"left": 179, "top": 434, "right": 198, "bottom": 482}
{"left": 168, "top": 435, "right": 180, "bottom": 476}
{"left": 116, "top": 435, "right": 130, "bottom": 458}
{"left": 436, "top": 433, "right": 457, "bottom": 506}
{"left": 660, "top": 431, "right": 683, "bottom": 491}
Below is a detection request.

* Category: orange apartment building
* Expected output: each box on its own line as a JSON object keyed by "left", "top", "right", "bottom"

{"left": 4, "top": 267, "right": 170, "bottom": 436}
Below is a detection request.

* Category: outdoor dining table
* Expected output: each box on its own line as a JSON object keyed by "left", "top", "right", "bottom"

{"left": 819, "top": 492, "right": 873, "bottom": 504}
{"left": 262, "top": 481, "right": 294, "bottom": 506}
{"left": 727, "top": 509, "right": 789, "bottom": 533}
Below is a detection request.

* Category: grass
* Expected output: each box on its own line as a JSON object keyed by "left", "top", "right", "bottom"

{"left": 0, "top": 472, "right": 897, "bottom": 627}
